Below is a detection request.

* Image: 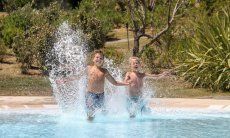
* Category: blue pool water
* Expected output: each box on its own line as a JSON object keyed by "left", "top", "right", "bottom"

{"left": 0, "top": 111, "right": 230, "bottom": 138}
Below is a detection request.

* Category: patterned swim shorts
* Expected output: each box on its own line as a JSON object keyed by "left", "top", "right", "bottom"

{"left": 126, "top": 96, "right": 149, "bottom": 117}
{"left": 85, "top": 92, "right": 105, "bottom": 115}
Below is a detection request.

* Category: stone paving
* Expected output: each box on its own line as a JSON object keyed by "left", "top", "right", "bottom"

{"left": 149, "top": 98, "right": 230, "bottom": 112}
{"left": 0, "top": 96, "right": 230, "bottom": 112}
{"left": 0, "top": 96, "right": 57, "bottom": 110}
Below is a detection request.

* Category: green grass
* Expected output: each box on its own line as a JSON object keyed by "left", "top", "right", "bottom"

{"left": 105, "top": 37, "right": 149, "bottom": 51}
{"left": 0, "top": 74, "right": 51, "bottom": 96}
{"left": 147, "top": 78, "right": 230, "bottom": 98}
{"left": 0, "top": 70, "right": 229, "bottom": 98}
{"left": 107, "top": 28, "right": 134, "bottom": 40}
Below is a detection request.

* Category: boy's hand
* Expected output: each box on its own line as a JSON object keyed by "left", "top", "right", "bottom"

{"left": 56, "top": 79, "right": 67, "bottom": 84}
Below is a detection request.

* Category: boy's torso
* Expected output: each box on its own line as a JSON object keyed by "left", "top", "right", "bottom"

{"left": 87, "top": 65, "right": 106, "bottom": 93}
{"left": 127, "top": 72, "right": 145, "bottom": 96}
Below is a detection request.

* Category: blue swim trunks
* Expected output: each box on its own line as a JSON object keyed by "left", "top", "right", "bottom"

{"left": 127, "top": 96, "right": 150, "bottom": 117}
{"left": 85, "top": 92, "right": 105, "bottom": 115}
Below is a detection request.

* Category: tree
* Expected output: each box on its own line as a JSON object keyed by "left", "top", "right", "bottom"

{"left": 126, "top": 0, "right": 182, "bottom": 56}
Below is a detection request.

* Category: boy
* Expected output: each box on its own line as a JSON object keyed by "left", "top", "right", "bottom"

{"left": 124, "top": 57, "right": 169, "bottom": 118}
{"left": 57, "top": 50, "right": 128, "bottom": 120}
{"left": 86, "top": 50, "right": 129, "bottom": 120}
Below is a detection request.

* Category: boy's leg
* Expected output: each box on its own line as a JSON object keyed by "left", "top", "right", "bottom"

{"left": 95, "top": 93, "right": 107, "bottom": 115}
{"left": 85, "top": 92, "right": 96, "bottom": 119}
{"left": 127, "top": 97, "right": 139, "bottom": 118}
{"left": 140, "top": 98, "right": 151, "bottom": 115}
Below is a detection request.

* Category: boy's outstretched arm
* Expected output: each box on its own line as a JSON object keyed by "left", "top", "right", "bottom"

{"left": 105, "top": 70, "right": 129, "bottom": 86}
{"left": 56, "top": 67, "right": 86, "bottom": 84}
{"left": 56, "top": 76, "right": 78, "bottom": 84}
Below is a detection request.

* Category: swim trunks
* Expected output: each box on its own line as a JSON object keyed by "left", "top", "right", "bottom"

{"left": 127, "top": 96, "right": 150, "bottom": 117}
{"left": 85, "top": 92, "right": 105, "bottom": 115}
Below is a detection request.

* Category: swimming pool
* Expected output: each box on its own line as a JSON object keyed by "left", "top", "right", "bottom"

{"left": 0, "top": 110, "right": 229, "bottom": 138}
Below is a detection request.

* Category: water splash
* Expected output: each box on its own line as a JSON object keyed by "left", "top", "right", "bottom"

{"left": 47, "top": 22, "right": 88, "bottom": 113}
{"left": 103, "top": 58, "right": 128, "bottom": 116}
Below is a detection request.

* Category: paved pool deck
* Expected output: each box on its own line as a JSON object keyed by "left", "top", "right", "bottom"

{"left": 0, "top": 96, "right": 230, "bottom": 111}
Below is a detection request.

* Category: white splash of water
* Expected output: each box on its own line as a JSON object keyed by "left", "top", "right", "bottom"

{"left": 47, "top": 22, "right": 88, "bottom": 113}
{"left": 103, "top": 58, "right": 128, "bottom": 116}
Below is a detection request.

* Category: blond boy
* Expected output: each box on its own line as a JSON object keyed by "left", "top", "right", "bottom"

{"left": 85, "top": 50, "right": 128, "bottom": 120}
{"left": 124, "top": 57, "right": 169, "bottom": 118}
{"left": 57, "top": 50, "right": 128, "bottom": 120}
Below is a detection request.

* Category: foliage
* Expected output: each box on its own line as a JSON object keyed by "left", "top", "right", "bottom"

{"left": 103, "top": 47, "right": 124, "bottom": 65}
{"left": 71, "top": 13, "right": 106, "bottom": 51}
{"left": 0, "top": 39, "right": 7, "bottom": 62}
{"left": 3, "top": 0, "right": 32, "bottom": 12}
{"left": 140, "top": 46, "right": 157, "bottom": 73}
{"left": 176, "top": 8, "right": 230, "bottom": 91}
{"left": 69, "top": 0, "right": 125, "bottom": 51}
{"left": 0, "top": 15, "right": 7, "bottom": 62}
{"left": 1, "top": 0, "right": 65, "bottom": 12}
{"left": 140, "top": 45, "right": 168, "bottom": 73}
{"left": 199, "top": 0, "right": 229, "bottom": 15}
{"left": 1, "top": 8, "right": 31, "bottom": 48}
{"left": 1, "top": 2, "right": 66, "bottom": 73}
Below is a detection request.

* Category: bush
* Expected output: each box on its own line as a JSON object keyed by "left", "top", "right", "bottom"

{"left": 140, "top": 46, "right": 157, "bottom": 73}
{"left": 1, "top": 8, "right": 31, "bottom": 48}
{"left": 176, "top": 8, "right": 230, "bottom": 91}
{"left": 103, "top": 47, "right": 124, "bottom": 65}
{"left": 1, "top": 3, "right": 66, "bottom": 74}
{"left": 3, "top": 0, "right": 32, "bottom": 12}
{"left": 69, "top": 0, "right": 125, "bottom": 51}
{"left": 0, "top": 40, "right": 7, "bottom": 62}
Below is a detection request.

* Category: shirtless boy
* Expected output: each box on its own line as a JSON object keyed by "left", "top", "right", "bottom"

{"left": 56, "top": 50, "right": 128, "bottom": 120}
{"left": 85, "top": 50, "right": 129, "bottom": 120}
{"left": 124, "top": 57, "right": 169, "bottom": 118}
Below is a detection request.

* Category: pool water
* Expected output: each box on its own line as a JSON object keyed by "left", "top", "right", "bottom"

{"left": 0, "top": 111, "right": 230, "bottom": 138}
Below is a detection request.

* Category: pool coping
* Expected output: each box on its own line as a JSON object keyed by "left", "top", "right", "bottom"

{"left": 0, "top": 96, "right": 230, "bottom": 112}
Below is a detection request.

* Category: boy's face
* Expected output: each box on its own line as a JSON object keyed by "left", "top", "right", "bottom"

{"left": 130, "top": 59, "right": 141, "bottom": 71}
{"left": 93, "top": 53, "right": 104, "bottom": 67}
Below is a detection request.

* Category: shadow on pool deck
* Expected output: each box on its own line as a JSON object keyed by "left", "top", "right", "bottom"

{"left": 0, "top": 96, "right": 230, "bottom": 111}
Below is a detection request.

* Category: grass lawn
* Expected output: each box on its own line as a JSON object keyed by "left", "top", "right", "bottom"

{"left": 0, "top": 74, "right": 51, "bottom": 96}
{"left": 0, "top": 56, "right": 51, "bottom": 96}
{"left": 1, "top": 68, "right": 229, "bottom": 98}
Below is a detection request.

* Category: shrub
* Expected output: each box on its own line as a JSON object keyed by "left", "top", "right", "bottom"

{"left": 0, "top": 40, "right": 7, "bottom": 62}
{"left": 176, "top": 8, "right": 230, "bottom": 91}
{"left": 1, "top": 8, "right": 31, "bottom": 48}
{"left": 140, "top": 46, "right": 157, "bottom": 73}
{"left": 69, "top": 0, "right": 125, "bottom": 51}
{"left": 103, "top": 47, "right": 124, "bottom": 65}
{"left": 3, "top": 0, "right": 32, "bottom": 12}
{"left": 1, "top": 3, "right": 66, "bottom": 74}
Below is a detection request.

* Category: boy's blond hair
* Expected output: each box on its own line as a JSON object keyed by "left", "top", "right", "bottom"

{"left": 129, "top": 56, "right": 140, "bottom": 64}
{"left": 93, "top": 50, "right": 104, "bottom": 58}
